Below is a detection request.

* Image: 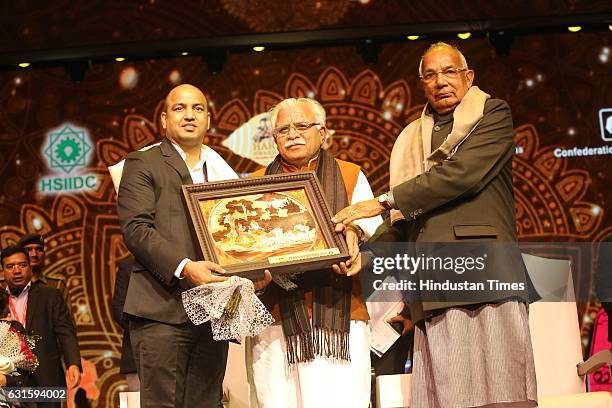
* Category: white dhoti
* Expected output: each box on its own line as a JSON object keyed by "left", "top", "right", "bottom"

{"left": 246, "top": 320, "right": 371, "bottom": 408}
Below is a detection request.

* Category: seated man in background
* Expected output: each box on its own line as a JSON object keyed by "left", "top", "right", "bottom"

{"left": 247, "top": 97, "right": 382, "bottom": 408}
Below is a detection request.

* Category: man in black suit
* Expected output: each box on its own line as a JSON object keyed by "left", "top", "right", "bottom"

{"left": 335, "top": 43, "right": 537, "bottom": 407}
{"left": 117, "top": 84, "right": 238, "bottom": 407}
{"left": 111, "top": 256, "right": 139, "bottom": 391}
{"left": 1, "top": 245, "right": 81, "bottom": 407}
{"left": 0, "top": 234, "right": 70, "bottom": 308}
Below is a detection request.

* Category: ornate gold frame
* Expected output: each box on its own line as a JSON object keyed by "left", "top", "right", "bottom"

{"left": 182, "top": 171, "right": 349, "bottom": 278}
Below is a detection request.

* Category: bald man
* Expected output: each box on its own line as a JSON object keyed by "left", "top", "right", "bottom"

{"left": 117, "top": 84, "right": 238, "bottom": 407}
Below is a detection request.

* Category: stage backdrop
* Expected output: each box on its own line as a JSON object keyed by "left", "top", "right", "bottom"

{"left": 0, "top": 32, "right": 611, "bottom": 405}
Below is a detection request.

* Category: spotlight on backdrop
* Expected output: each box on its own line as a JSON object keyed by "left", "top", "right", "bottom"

{"left": 64, "top": 60, "right": 91, "bottom": 83}
{"left": 204, "top": 49, "right": 227, "bottom": 75}
{"left": 488, "top": 31, "right": 514, "bottom": 57}
{"left": 356, "top": 40, "right": 381, "bottom": 66}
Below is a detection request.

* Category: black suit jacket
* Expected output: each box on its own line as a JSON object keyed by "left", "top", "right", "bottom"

{"left": 26, "top": 281, "right": 81, "bottom": 387}
{"left": 390, "top": 99, "right": 534, "bottom": 320}
{"left": 111, "top": 257, "right": 137, "bottom": 373}
{"left": 117, "top": 137, "right": 200, "bottom": 324}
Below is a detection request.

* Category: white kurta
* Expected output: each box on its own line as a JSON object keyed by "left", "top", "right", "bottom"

{"left": 246, "top": 321, "right": 372, "bottom": 408}
{"left": 246, "top": 171, "right": 382, "bottom": 408}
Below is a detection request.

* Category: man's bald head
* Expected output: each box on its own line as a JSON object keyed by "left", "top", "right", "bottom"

{"left": 163, "top": 84, "right": 207, "bottom": 112}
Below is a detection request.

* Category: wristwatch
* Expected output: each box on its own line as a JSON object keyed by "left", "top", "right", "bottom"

{"left": 378, "top": 193, "right": 392, "bottom": 211}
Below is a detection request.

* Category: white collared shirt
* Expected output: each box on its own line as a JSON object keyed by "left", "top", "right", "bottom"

{"left": 171, "top": 142, "right": 206, "bottom": 278}
{"left": 6, "top": 281, "right": 32, "bottom": 325}
{"left": 170, "top": 142, "right": 208, "bottom": 184}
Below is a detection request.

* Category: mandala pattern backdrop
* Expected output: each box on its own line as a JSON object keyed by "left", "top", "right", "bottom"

{"left": 0, "top": 30, "right": 610, "bottom": 406}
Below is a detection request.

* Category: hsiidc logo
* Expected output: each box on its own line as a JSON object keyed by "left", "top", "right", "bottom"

{"left": 39, "top": 123, "right": 97, "bottom": 194}
{"left": 599, "top": 108, "right": 612, "bottom": 142}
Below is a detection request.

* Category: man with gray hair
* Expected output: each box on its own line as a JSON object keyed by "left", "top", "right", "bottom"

{"left": 334, "top": 42, "right": 538, "bottom": 407}
{"left": 246, "top": 97, "right": 382, "bottom": 407}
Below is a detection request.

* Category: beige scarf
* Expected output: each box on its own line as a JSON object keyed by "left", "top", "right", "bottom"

{"left": 389, "top": 86, "right": 490, "bottom": 224}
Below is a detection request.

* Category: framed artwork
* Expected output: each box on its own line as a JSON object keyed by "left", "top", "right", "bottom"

{"left": 182, "top": 171, "right": 350, "bottom": 278}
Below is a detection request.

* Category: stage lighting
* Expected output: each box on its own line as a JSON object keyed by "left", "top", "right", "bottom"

{"left": 180, "top": 51, "right": 189, "bottom": 56}
{"left": 488, "top": 31, "right": 514, "bottom": 57}
{"left": 356, "top": 40, "right": 381, "bottom": 65}
{"left": 458, "top": 32, "right": 471, "bottom": 39}
{"left": 115, "top": 57, "right": 126, "bottom": 62}
{"left": 204, "top": 49, "right": 227, "bottom": 75}
{"left": 406, "top": 35, "right": 419, "bottom": 40}
{"left": 64, "top": 60, "right": 90, "bottom": 83}
{"left": 18, "top": 62, "right": 30, "bottom": 68}
{"left": 253, "top": 46, "right": 265, "bottom": 52}
{"left": 568, "top": 26, "right": 582, "bottom": 32}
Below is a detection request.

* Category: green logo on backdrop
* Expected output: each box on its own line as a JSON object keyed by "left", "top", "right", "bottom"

{"left": 39, "top": 123, "right": 97, "bottom": 194}
{"left": 43, "top": 124, "right": 92, "bottom": 174}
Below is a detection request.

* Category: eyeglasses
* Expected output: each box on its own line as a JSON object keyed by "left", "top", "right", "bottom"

{"left": 274, "top": 122, "right": 321, "bottom": 138}
{"left": 420, "top": 67, "right": 468, "bottom": 83}
{"left": 3, "top": 262, "right": 29, "bottom": 271}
